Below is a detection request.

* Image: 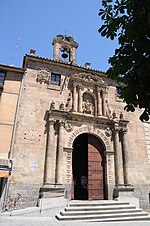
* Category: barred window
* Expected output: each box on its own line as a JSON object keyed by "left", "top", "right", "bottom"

{"left": 50, "top": 73, "right": 61, "bottom": 86}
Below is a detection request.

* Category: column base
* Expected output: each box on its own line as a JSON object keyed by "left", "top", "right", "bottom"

{"left": 39, "top": 183, "right": 65, "bottom": 199}
{"left": 114, "top": 184, "right": 134, "bottom": 191}
{"left": 43, "top": 182, "right": 64, "bottom": 189}
{"left": 113, "top": 184, "right": 135, "bottom": 198}
{"left": 113, "top": 184, "right": 139, "bottom": 208}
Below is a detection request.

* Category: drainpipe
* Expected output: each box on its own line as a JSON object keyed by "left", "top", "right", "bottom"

{"left": 2, "top": 70, "right": 26, "bottom": 210}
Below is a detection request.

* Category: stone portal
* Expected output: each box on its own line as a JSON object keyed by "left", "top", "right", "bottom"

{"left": 72, "top": 133, "right": 106, "bottom": 200}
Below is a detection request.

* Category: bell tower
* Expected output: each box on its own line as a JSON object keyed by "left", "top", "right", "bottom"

{"left": 52, "top": 35, "right": 79, "bottom": 64}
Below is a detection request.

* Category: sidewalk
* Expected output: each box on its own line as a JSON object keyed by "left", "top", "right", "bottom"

{"left": 0, "top": 197, "right": 150, "bottom": 226}
{"left": 1, "top": 216, "right": 150, "bottom": 226}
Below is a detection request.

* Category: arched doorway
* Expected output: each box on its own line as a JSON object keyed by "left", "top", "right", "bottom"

{"left": 72, "top": 133, "right": 106, "bottom": 200}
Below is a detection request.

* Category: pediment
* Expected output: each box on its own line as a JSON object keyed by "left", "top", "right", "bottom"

{"left": 70, "top": 72, "right": 106, "bottom": 86}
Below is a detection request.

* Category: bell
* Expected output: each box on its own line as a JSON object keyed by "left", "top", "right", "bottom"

{"left": 62, "top": 50, "right": 68, "bottom": 59}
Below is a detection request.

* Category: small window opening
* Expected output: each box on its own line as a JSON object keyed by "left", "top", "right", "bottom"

{"left": 0, "top": 71, "right": 6, "bottom": 91}
{"left": 50, "top": 73, "right": 61, "bottom": 86}
{"left": 116, "top": 86, "right": 122, "bottom": 95}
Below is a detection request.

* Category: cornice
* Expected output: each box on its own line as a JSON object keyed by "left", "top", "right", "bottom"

{"left": 49, "top": 109, "right": 115, "bottom": 126}
{"left": 22, "top": 55, "right": 106, "bottom": 77}
{"left": 0, "top": 64, "right": 25, "bottom": 73}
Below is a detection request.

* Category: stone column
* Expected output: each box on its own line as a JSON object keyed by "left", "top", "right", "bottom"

{"left": 102, "top": 91, "right": 106, "bottom": 116}
{"left": 56, "top": 121, "right": 64, "bottom": 184}
{"left": 114, "top": 127, "right": 124, "bottom": 185}
{"left": 97, "top": 88, "right": 102, "bottom": 116}
{"left": 78, "top": 85, "right": 82, "bottom": 113}
{"left": 71, "top": 47, "right": 76, "bottom": 64}
{"left": 44, "top": 120, "right": 56, "bottom": 184}
{"left": 121, "top": 128, "right": 130, "bottom": 185}
{"left": 72, "top": 84, "right": 77, "bottom": 112}
{"left": 53, "top": 43, "right": 60, "bottom": 60}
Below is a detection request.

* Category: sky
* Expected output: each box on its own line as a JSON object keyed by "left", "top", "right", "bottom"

{"left": 0, "top": 0, "right": 118, "bottom": 72}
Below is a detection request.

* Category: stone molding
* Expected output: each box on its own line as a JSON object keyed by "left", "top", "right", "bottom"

{"left": 67, "top": 126, "right": 111, "bottom": 151}
{"left": 70, "top": 72, "right": 106, "bottom": 87}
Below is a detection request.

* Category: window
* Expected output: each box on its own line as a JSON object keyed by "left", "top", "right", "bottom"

{"left": 115, "top": 86, "right": 123, "bottom": 102}
{"left": 0, "top": 71, "right": 6, "bottom": 92}
{"left": 50, "top": 73, "right": 61, "bottom": 86}
{"left": 116, "top": 86, "right": 122, "bottom": 95}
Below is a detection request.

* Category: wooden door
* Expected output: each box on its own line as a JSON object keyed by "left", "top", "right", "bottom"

{"left": 88, "top": 135, "right": 104, "bottom": 200}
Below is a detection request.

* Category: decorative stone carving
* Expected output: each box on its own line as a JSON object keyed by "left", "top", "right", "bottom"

{"left": 82, "top": 74, "right": 92, "bottom": 82}
{"left": 106, "top": 103, "right": 112, "bottom": 119}
{"left": 82, "top": 93, "right": 95, "bottom": 115}
{"left": 70, "top": 72, "right": 106, "bottom": 86}
{"left": 50, "top": 100, "right": 55, "bottom": 110}
{"left": 112, "top": 111, "right": 117, "bottom": 119}
{"left": 59, "top": 103, "right": 65, "bottom": 111}
{"left": 36, "top": 68, "right": 50, "bottom": 84}
{"left": 64, "top": 121, "right": 74, "bottom": 132}
{"left": 66, "top": 92, "right": 72, "bottom": 108}
{"left": 105, "top": 127, "right": 112, "bottom": 137}
{"left": 120, "top": 112, "right": 124, "bottom": 119}
{"left": 82, "top": 100, "right": 94, "bottom": 115}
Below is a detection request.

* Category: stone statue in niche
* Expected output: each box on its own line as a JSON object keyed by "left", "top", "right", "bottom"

{"left": 82, "top": 93, "right": 95, "bottom": 115}
{"left": 106, "top": 103, "right": 113, "bottom": 119}
{"left": 82, "top": 99, "right": 94, "bottom": 115}
{"left": 37, "top": 68, "right": 49, "bottom": 84}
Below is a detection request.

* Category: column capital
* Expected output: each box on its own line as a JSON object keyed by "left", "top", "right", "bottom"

{"left": 101, "top": 89, "right": 107, "bottom": 95}
{"left": 120, "top": 128, "right": 128, "bottom": 134}
{"left": 77, "top": 84, "right": 84, "bottom": 91}
{"left": 49, "top": 119, "right": 55, "bottom": 125}
{"left": 114, "top": 122, "right": 120, "bottom": 133}
{"left": 97, "top": 86, "right": 102, "bottom": 93}
{"left": 72, "top": 83, "right": 77, "bottom": 88}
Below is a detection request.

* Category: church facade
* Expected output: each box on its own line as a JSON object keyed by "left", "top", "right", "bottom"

{"left": 0, "top": 35, "right": 150, "bottom": 210}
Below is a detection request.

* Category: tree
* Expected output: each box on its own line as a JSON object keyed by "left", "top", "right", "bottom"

{"left": 98, "top": 0, "right": 150, "bottom": 121}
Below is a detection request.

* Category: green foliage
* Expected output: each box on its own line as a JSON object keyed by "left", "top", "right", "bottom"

{"left": 98, "top": 0, "right": 150, "bottom": 121}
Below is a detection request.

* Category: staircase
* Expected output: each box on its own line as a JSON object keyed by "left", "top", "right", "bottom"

{"left": 56, "top": 200, "right": 150, "bottom": 222}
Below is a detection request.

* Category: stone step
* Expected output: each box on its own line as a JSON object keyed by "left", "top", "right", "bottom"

{"left": 56, "top": 211, "right": 150, "bottom": 221}
{"left": 60, "top": 208, "right": 143, "bottom": 216}
{"left": 56, "top": 215, "right": 150, "bottom": 222}
{"left": 65, "top": 204, "right": 136, "bottom": 212}
{"left": 69, "top": 201, "right": 130, "bottom": 207}
{"left": 56, "top": 200, "right": 150, "bottom": 222}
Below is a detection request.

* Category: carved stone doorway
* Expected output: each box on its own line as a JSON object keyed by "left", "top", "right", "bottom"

{"left": 72, "top": 133, "right": 106, "bottom": 200}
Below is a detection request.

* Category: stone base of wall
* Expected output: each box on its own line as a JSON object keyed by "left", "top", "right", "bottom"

{"left": 134, "top": 184, "right": 150, "bottom": 211}
{"left": 9, "top": 183, "right": 41, "bottom": 207}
